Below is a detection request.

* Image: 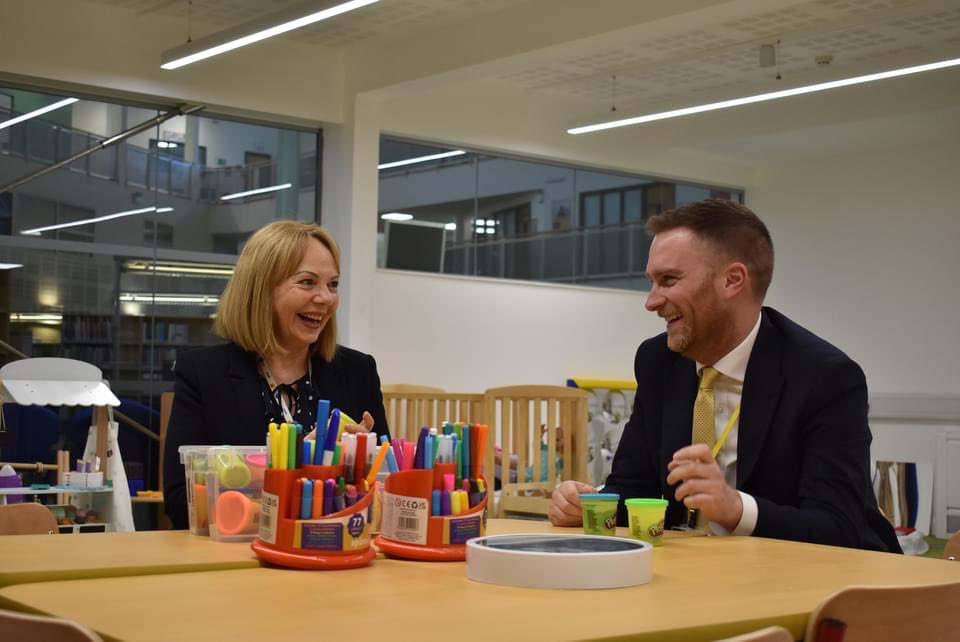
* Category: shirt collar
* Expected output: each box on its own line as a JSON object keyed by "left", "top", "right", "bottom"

{"left": 696, "top": 312, "right": 762, "bottom": 383}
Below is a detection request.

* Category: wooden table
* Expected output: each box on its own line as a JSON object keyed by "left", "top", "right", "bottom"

{"left": 1, "top": 521, "right": 958, "bottom": 641}
{"left": 0, "top": 530, "right": 258, "bottom": 587}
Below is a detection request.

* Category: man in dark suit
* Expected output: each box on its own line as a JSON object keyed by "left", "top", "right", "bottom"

{"left": 549, "top": 199, "right": 899, "bottom": 552}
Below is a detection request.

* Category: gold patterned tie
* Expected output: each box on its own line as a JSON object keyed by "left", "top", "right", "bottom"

{"left": 690, "top": 366, "right": 720, "bottom": 530}
{"left": 692, "top": 367, "right": 720, "bottom": 449}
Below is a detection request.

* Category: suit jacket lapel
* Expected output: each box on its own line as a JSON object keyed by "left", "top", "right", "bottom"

{"left": 737, "top": 310, "right": 784, "bottom": 487}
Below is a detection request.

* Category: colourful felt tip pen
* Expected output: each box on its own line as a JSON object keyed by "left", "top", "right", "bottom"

{"left": 345, "top": 484, "right": 357, "bottom": 507}
{"left": 314, "top": 399, "right": 330, "bottom": 464}
{"left": 322, "top": 409, "right": 340, "bottom": 465}
{"left": 422, "top": 433, "right": 433, "bottom": 470}
{"left": 301, "top": 477, "right": 313, "bottom": 519}
{"left": 333, "top": 443, "right": 342, "bottom": 465}
{"left": 385, "top": 444, "right": 399, "bottom": 474}
{"left": 354, "top": 432, "right": 367, "bottom": 486}
{"left": 366, "top": 443, "right": 390, "bottom": 486}
{"left": 289, "top": 423, "right": 299, "bottom": 470}
{"left": 278, "top": 423, "right": 289, "bottom": 471}
{"left": 432, "top": 490, "right": 441, "bottom": 516}
{"left": 312, "top": 479, "right": 323, "bottom": 519}
{"left": 323, "top": 478, "right": 335, "bottom": 516}
{"left": 290, "top": 478, "right": 303, "bottom": 519}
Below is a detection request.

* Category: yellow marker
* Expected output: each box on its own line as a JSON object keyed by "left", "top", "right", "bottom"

{"left": 278, "top": 423, "right": 289, "bottom": 471}
{"left": 268, "top": 423, "right": 279, "bottom": 470}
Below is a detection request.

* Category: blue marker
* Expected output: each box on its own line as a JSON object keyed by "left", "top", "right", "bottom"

{"left": 301, "top": 478, "right": 313, "bottom": 520}
{"left": 423, "top": 433, "right": 433, "bottom": 470}
{"left": 321, "top": 409, "right": 341, "bottom": 465}
{"left": 314, "top": 400, "right": 330, "bottom": 464}
{"left": 432, "top": 490, "right": 441, "bottom": 516}
{"left": 302, "top": 439, "right": 313, "bottom": 466}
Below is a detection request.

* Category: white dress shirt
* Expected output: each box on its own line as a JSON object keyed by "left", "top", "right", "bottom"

{"left": 695, "top": 313, "right": 762, "bottom": 536}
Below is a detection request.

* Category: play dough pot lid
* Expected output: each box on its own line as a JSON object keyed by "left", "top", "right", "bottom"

{"left": 465, "top": 533, "right": 652, "bottom": 590}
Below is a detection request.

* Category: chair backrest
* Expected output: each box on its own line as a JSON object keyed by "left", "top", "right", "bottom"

{"left": 381, "top": 384, "right": 445, "bottom": 394}
{"left": 945, "top": 530, "right": 960, "bottom": 561}
{"left": 483, "top": 385, "right": 588, "bottom": 517}
{"left": 0, "top": 404, "right": 61, "bottom": 465}
{"left": 804, "top": 582, "right": 960, "bottom": 642}
{"left": 0, "top": 608, "right": 103, "bottom": 642}
{"left": 382, "top": 390, "right": 485, "bottom": 445}
{"left": 0, "top": 502, "right": 59, "bottom": 535}
{"left": 715, "top": 625, "right": 794, "bottom": 642}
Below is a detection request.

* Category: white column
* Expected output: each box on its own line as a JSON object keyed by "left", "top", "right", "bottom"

{"left": 321, "top": 93, "right": 380, "bottom": 352}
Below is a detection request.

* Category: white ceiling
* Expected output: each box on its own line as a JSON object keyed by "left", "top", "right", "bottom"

{"left": 74, "top": 0, "right": 960, "bottom": 162}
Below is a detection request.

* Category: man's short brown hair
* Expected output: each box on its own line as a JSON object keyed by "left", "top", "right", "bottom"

{"left": 646, "top": 199, "right": 774, "bottom": 300}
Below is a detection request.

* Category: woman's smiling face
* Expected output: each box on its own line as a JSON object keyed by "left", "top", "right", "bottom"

{"left": 271, "top": 237, "right": 339, "bottom": 354}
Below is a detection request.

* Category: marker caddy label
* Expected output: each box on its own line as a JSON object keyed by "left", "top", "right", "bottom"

{"left": 251, "top": 463, "right": 376, "bottom": 570}
{"left": 374, "top": 464, "right": 488, "bottom": 561}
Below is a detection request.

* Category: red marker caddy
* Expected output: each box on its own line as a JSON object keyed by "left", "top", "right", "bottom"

{"left": 374, "top": 463, "right": 488, "bottom": 561}
{"left": 251, "top": 463, "right": 376, "bottom": 570}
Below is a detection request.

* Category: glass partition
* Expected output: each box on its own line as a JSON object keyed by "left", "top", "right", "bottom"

{"left": 0, "top": 86, "right": 320, "bottom": 507}
{"left": 377, "top": 136, "right": 742, "bottom": 291}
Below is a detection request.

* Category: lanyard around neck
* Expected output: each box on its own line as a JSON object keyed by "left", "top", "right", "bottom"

{"left": 711, "top": 403, "right": 741, "bottom": 460}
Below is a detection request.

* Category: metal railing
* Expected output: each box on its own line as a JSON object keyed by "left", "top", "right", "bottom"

{"left": 444, "top": 221, "right": 653, "bottom": 287}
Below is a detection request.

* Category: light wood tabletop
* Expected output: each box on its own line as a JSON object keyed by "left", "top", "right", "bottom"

{"left": 1, "top": 520, "right": 958, "bottom": 641}
{"left": 0, "top": 530, "right": 259, "bottom": 587}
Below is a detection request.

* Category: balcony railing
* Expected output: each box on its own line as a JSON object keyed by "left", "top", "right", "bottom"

{"left": 0, "top": 107, "right": 315, "bottom": 203}
{"left": 444, "top": 221, "right": 653, "bottom": 288}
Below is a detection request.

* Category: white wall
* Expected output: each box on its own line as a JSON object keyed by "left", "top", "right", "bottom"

{"left": 370, "top": 269, "right": 658, "bottom": 391}
{"left": 754, "top": 141, "right": 960, "bottom": 397}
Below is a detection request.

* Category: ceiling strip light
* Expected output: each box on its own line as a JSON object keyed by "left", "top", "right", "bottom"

{"left": 0, "top": 98, "right": 79, "bottom": 131}
{"left": 0, "top": 263, "right": 23, "bottom": 270}
{"left": 120, "top": 293, "right": 220, "bottom": 305}
{"left": 378, "top": 150, "right": 466, "bottom": 170}
{"left": 220, "top": 183, "right": 292, "bottom": 201}
{"left": 124, "top": 260, "right": 234, "bottom": 277}
{"left": 380, "top": 212, "right": 413, "bottom": 221}
{"left": 161, "top": 0, "right": 380, "bottom": 70}
{"left": 568, "top": 56, "right": 960, "bottom": 135}
{"left": 21, "top": 206, "right": 174, "bottom": 236}
{"left": 10, "top": 313, "right": 63, "bottom": 324}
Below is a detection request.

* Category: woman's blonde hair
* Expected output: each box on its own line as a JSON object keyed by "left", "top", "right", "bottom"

{"left": 215, "top": 220, "right": 340, "bottom": 361}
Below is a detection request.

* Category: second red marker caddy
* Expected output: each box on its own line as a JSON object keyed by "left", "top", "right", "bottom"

{"left": 374, "top": 464, "right": 488, "bottom": 561}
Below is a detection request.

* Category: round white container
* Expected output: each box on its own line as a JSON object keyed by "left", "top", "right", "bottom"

{"left": 465, "top": 533, "right": 652, "bottom": 589}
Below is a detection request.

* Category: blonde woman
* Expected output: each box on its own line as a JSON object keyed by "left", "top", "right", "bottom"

{"left": 163, "top": 220, "right": 388, "bottom": 529}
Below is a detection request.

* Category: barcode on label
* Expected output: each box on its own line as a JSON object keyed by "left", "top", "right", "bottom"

{"left": 381, "top": 492, "right": 429, "bottom": 545}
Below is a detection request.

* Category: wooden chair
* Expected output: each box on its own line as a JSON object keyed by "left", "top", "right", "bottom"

{"left": 381, "top": 384, "right": 445, "bottom": 394}
{"left": 804, "top": 582, "right": 960, "bottom": 642}
{"left": 0, "top": 608, "right": 103, "bottom": 641}
{"left": 715, "top": 626, "right": 794, "bottom": 642}
{"left": 945, "top": 530, "right": 960, "bottom": 561}
{"left": 483, "top": 385, "right": 588, "bottom": 517}
{"left": 381, "top": 389, "right": 485, "bottom": 445}
{"left": 0, "top": 502, "right": 59, "bottom": 535}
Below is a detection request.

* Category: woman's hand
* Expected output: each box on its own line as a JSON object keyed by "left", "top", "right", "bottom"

{"left": 342, "top": 411, "right": 375, "bottom": 434}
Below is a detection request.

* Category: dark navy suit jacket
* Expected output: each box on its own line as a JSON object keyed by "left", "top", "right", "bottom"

{"left": 163, "top": 342, "right": 388, "bottom": 529}
{"left": 603, "top": 307, "right": 900, "bottom": 552}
